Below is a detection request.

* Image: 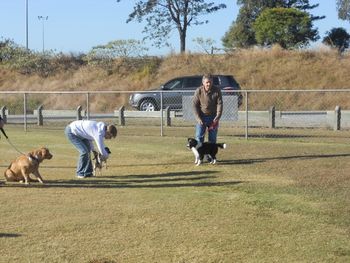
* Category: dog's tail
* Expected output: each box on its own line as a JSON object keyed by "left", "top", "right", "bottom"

{"left": 217, "top": 143, "right": 227, "bottom": 149}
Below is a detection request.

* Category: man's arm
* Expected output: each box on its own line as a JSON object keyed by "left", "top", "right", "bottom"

{"left": 192, "top": 88, "right": 203, "bottom": 124}
{"left": 214, "top": 88, "right": 223, "bottom": 122}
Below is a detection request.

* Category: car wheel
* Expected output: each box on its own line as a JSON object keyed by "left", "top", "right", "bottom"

{"left": 139, "top": 100, "right": 157, "bottom": 111}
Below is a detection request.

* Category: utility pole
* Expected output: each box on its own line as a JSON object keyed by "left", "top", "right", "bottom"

{"left": 25, "top": 0, "right": 28, "bottom": 50}
{"left": 38, "top": 16, "right": 48, "bottom": 53}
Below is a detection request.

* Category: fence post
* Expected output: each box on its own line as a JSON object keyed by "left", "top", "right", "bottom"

{"left": 37, "top": 105, "right": 43, "bottom": 126}
{"left": 165, "top": 106, "right": 171, "bottom": 127}
{"left": 23, "top": 93, "right": 27, "bottom": 132}
{"left": 77, "top": 105, "right": 82, "bottom": 120}
{"left": 160, "top": 91, "right": 163, "bottom": 136}
{"left": 86, "top": 93, "right": 90, "bottom": 120}
{"left": 119, "top": 106, "right": 125, "bottom": 126}
{"left": 0, "top": 106, "right": 7, "bottom": 123}
{"left": 335, "top": 105, "right": 341, "bottom": 131}
{"left": 269, "top": 106, "right": 275, "bottom": 129}
{"left": 245, "top": 91, "right": 249, "bottom": 140}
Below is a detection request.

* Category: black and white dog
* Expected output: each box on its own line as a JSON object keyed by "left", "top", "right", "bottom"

{"left": 187, "top": 138, "right": 226, "bottom": 166}
{"left": 93, "top": 147, "right": 111, "bottom": 176}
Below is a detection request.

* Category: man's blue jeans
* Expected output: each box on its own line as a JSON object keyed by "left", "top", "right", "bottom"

{"left": 195, "top": 115, "right": 218, "bottom": 143}
{"left": 65, "top": 126, "right": 93, "bottom": 177}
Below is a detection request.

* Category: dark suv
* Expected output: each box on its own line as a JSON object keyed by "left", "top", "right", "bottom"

{"left": 129, "top": 75, "right": 242, "bottom": 111}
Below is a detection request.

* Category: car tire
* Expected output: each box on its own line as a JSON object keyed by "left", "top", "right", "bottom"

{"left": 139, "top": 100, "right": 157, "bottom": 111}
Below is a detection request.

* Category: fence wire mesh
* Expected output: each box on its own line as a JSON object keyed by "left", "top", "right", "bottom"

{"left": 1, "top": 90, "right": 350, "bottom": 139}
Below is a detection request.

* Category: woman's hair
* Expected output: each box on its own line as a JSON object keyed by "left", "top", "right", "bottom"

{"left": 107, "top": 124, "right": 117, "bottom": 138}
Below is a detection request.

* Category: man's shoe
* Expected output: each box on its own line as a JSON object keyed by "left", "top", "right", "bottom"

{"left": 76, "top": 175, "right": 85, "bottom": 179}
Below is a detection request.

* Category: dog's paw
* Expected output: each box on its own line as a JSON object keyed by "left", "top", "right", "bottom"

{"left": 210, "top": 159, "right": 217, "bottom": 164}
{"left": 195, "top": 160, "right": 202, "bottom": 166}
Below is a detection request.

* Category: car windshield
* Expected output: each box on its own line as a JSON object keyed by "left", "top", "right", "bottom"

{"left": 163, "top": 79, "right": 182, "bottom": 90}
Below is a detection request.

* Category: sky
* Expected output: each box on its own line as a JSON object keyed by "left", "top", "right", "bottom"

{"left": 0, "top": 0, "right": 349, "bottom": 55}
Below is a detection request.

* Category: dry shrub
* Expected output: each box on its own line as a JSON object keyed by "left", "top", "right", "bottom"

{"left": 1, "top": 49, "right": 350, "bottom": 111}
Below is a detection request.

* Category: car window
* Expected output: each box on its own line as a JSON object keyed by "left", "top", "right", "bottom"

{"left": 213, "top": 77, "right": 220, "bottom": 86}
{"left": 163, "top": 79, "right": 183, "bottom": 90}
{"left": 183, "top": 77, "right": 202, "bottom": 89}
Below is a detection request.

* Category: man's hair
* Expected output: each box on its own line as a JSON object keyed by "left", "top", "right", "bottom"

{"left": 107, "top": 124, "right": 117, "bottom": 138}
{"left": 202, "top": 74, "right": 213, "bottom": 82}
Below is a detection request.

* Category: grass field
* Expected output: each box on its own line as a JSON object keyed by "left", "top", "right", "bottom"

{"left": 1, "top": 125, "right": 350, "bottom": 263}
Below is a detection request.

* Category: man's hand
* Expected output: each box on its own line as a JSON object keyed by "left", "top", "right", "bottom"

{"left": 208, "top": 120, "right": 219, "bottom": 131}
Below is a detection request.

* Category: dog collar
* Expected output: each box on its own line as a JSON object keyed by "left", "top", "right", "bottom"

{"left": 28, "top": 154, "right": 40, "bottom": 163}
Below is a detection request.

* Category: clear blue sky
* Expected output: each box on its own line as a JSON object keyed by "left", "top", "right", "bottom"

{"left": 0, "top": 0, "right": 349, "bottom": 55}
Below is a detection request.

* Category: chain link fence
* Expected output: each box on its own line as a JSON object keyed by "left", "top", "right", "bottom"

{"left": 1, "top": 90, "right": 350, "bottom": 139}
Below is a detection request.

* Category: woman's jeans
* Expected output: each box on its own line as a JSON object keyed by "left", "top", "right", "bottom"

{"left": 65, "top": 126, "right": 93, "bottom": 177}
{"left": 195, "top": 115, "right": 218, "bottom": 143}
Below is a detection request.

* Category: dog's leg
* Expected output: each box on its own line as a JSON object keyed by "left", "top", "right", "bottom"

{"left": 191, "top": 148, "right": 200, "bottom": 164}
{"left": 4, "top": 169, "right": 16, "bottom": 182}
{"left": 32, "top": 170, "right": 44, "bottom": 184}
{"left": 207, "top": 155, "right": 216, "bottom": 164}
{"left": 21, "top": 169, "right": 31, "bottom": 185}
{"left": 196, "top": 154, "right": 204, "bottom": 166}
{"left": 93, "top": 164, "right": 97, "bottom": 177}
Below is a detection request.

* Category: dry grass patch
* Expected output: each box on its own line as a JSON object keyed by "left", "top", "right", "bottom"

{"left": 0, "top": 126, "right": 350, "bottom": 262}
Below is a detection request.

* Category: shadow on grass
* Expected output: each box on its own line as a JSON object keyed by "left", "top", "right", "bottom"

{"left": 231, "top": 133, "right": 318, "bottom": 139}
{"left": 220, "top": 153, "right": 350, "bottom": 165}
{"left": 3, "top": 170, "right": 242, "bottom": 189}
{"left": 229, "top": 131, "right": 350, "bottom": 139}
{"left": 0, "top": 233, "right": 21, "bottom": 238}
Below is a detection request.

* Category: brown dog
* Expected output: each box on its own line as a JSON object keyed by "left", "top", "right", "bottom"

{"left": 4, "top": 147, "right": 53, "bottom": 184}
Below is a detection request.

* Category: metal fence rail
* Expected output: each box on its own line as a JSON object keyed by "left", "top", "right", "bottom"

{"left": 1, "top": 89, "right": 350, "bottom": 138}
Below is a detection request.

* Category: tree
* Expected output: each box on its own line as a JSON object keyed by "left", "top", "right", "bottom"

{"left": 337, "top": 0, "right": 350, "bottom": 21}
{"left": 222, "top": 0, "right": 323, "bottom": 49}
{"left": 222, "top": 4, "right": 261, "bottom": 48}
{"left": 87, "top": 39, "right": 149, "bottom": 59}
{"left": 323, "top": 27, "right": 350, "bottom": 52}
{"left": 253, "top": 8, "right": 318, "bottom": 49}
{"left": 192, "top": 37, "right": 216, "bottom": 54}
{"left": 116, "top": 0, "right": 226, "bottom": 53}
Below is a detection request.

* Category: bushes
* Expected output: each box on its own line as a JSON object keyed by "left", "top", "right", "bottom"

{"left": 0, "top": 38, "right": 161, "bottom": 78}
{"left": 0, "top": 38, "right": 85, "bottom": 77}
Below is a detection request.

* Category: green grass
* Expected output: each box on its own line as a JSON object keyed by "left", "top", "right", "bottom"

{"left": 1, "top": 125, "right": 350, "bottom": 262}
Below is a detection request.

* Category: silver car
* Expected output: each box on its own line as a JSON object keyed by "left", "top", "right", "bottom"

{"left": 129, "top": 75, "right": 242, "bottom": 111}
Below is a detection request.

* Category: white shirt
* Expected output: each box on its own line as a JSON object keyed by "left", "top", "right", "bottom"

{"left": 69, "top": 120, "right": 109, "bottom": 159}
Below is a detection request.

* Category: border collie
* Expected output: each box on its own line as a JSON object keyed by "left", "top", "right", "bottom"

{"left": 186, "top": 138, "right": 226, "bottom": 166}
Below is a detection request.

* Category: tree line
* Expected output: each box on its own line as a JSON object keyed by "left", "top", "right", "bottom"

{"left": 1, "top": 0, "right": 350, "bottom": 63}
{"left": 117, "top": 0, "right": 350, "bottom": 53}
